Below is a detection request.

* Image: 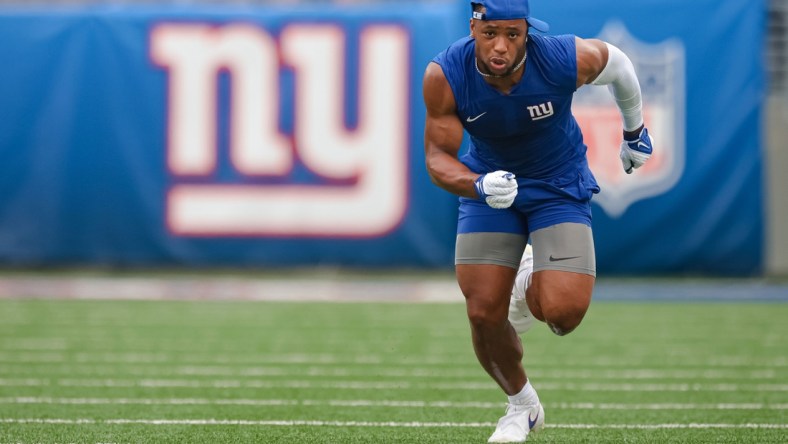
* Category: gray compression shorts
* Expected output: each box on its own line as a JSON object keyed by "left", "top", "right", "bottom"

{"left": 455, "top": 222, "right": 596, "bottom": 276}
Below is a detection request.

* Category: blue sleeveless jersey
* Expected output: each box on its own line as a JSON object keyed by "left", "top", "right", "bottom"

{"left": 433, "top": 34, "right": 598, "bottom": 186}
{"left": 433, "top": 34, "right": 600, "bottom": 234}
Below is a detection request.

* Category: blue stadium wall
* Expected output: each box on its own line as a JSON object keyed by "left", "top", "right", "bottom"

{"left": 0, "top": 0, "right": 765, "bottom": 274}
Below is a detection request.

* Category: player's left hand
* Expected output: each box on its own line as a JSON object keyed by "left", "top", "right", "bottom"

{"left": 620, "top": 127, "right": 653, "bottom": 174}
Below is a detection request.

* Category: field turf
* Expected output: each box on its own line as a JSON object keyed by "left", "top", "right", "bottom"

{"left": 0, "top": 298, "right": 785, "bottom": 443}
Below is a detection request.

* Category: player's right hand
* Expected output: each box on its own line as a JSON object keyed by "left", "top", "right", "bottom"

{"left": 474, "top": 170, "right": 517, "bottom": 209}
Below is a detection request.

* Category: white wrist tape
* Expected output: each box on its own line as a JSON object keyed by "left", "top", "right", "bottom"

{"left": 591, "top": 42, "right": 643, "bottom": 131}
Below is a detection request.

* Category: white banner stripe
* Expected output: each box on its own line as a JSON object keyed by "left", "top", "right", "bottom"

{"left": 1, "top": 397, "right": 787, "bottom": 410}
{"left": 0, "top": 418, "right": 786, "bottom": 429}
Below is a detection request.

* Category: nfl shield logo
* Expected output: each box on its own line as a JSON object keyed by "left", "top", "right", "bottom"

{"left": 573, "top": 22, "right": 686, "bottom": 218}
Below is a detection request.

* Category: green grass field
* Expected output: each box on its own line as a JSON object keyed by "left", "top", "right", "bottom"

{"left": 0, "top": 298, "right": 785, "bottom": 443}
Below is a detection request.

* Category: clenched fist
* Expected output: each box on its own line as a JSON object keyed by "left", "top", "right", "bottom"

{"left": 474, "top": 170, "right": 518, "bottom": 209}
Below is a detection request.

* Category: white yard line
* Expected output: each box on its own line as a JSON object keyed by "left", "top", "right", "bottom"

{"left": 1, "top": 378, "right": 787, "bottom": 392}
{"left": 0, "top": 418, "right": 786, "bottom": 429}
{"left": 0, "top": 352, "right": 785, "bottom": 369}
{"left": 0, "top": 363, "right": 779, "bottom": 380}
{"left": 1, "top": 397, "right": 787, "bottom": 410}
{"left": 0, "top": 339, "right": 68, "bottom": 350}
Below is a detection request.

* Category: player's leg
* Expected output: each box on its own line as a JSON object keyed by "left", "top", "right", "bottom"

{"left": 455, "top": 199, "right": 543, "bottom": 443}
{"left": 526, "top": 222, "right": 596, "bottom": 335}
{"left": 456, "top": 236, "right": 544, "bottom": 443}
{"left": 455, "top": 232, "right": 527, "bottom": 395}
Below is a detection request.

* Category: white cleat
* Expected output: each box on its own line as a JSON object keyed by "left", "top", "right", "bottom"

{"left": 509, "top": 244, "right": 535, "bottom": 335}
{"left": 488, "top": 402, "right": 545, "bottom": 443}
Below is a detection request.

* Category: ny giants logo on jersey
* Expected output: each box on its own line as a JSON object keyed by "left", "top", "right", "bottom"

{"left": 527, "top": 101, "right": 554, "bottom": 120}
{"left": 573, "top": 22, "right": 686, "bottom": 218}
{"left": 150, "top": 24, "right": 410, "bottom": 237}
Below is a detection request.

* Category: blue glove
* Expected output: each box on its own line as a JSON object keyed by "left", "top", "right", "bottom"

{"left": 620, "top": 127, "right": 654, "bottom": 174}
{"left": 474, "top": 170, "right": 517, "bottom": 209}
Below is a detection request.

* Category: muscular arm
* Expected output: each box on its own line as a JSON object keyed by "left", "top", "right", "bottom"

{"left": 422, "top": 62, "right": 479, "bottom": 198}
{"left": 575, "top": 37, "right": 644, "bottom": 139}
{"left": 575, "top": 37, "right": 609, "bottom": 87}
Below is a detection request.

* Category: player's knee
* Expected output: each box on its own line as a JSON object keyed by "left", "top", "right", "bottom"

{"left": 541, "top": 300, "right": 589, "bottom": 336}
{"left": 544, "top": 312, "right": 584, "bottom": 336}
{"left": 466, "top": 301, "right": 507, "bottom": 331}
{"left": 547, "top": 320, "right": 578, "bottom": 336}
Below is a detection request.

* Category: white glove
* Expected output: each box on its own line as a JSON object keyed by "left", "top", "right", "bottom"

{"left": 620, "top": 127, "right": 654, "bottom": 174}
{"left": 474, "top": 170, "right": 517, "bottom": 209}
